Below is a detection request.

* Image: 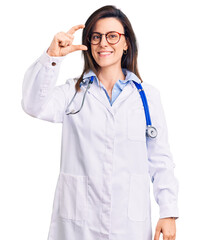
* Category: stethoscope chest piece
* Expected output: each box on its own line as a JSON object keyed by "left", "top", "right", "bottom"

{"left": 146, "top": 126, "right": 157, "bottom": 138}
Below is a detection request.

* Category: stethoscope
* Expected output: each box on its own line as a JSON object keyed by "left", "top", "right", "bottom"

{"left": 65, "top": 76, "right": 158, "bottom": 138}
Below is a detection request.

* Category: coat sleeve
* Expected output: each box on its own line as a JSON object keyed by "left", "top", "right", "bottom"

{"left": 21, "top": 50, "right": 72, "bottom": 123}
{"left": 145, "top": 85, "right": 179, "bottom": 220}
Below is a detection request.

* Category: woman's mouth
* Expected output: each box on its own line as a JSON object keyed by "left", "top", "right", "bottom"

{"left": 98, "top": 51, "right": 113, "bottom": 57}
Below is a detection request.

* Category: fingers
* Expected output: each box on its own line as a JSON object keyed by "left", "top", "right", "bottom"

{"left": 67, "top": 24, "right": 85, "bottom": 35}
{"left": 57, "top": 24, "right": 85, "bottom": 48}
{"left": 57, "top": 34, "right": 74, "bottom": 47}
{"left": 69, "top": 44, "right": 88, "bottom": 53}
{"left": 154, "top": 218, "right": 176, "bottom": 240}
{"left": 48, "top": 25, "right": 86, "bottom": 56}
{"left": 163, "top": 233, "right": 176, "bottom": 240}
{"left": 154, "top": 229, "right": 161, "bottom": 240}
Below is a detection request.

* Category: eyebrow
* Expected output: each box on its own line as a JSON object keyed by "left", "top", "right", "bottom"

{"left": 92, "top": 31, "right": 118, "bottom": 34}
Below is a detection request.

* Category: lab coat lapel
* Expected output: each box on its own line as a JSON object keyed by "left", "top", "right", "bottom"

{"left": 81, "top": 69, "right": 141, "bottom": 114}
{"left": 82, "top": 82, "right": 113, "bottom": 114}
{"left": 112, "top": 82, "right": 138, "bottom": 109}
{"left": 81, "top": 81, "right": 138, "bottom": 114}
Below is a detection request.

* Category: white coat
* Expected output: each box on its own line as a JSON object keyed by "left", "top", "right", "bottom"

{"left": 21, "top": 51, "right": 179, "bottom": 240}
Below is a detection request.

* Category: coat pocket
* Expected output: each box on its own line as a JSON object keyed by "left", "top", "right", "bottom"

{"left": 127, "top": 108, "right": 146, "bottom": 142}
{"left": 59, "top": 172, "right": 88, "bottom": 221}
{"left": 128, "top": 174, "right": 150, "bottom": 221}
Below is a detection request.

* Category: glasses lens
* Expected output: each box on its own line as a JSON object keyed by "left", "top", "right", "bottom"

{"left": 90, "top": 33, "right": 101, "bottom": 44}
{"left": 107, "top": 32, "right": 120, "bottom": 44}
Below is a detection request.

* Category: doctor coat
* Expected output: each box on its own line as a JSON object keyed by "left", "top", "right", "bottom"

{"left": 21, "top": 51, "right": 179, "bottom": 240}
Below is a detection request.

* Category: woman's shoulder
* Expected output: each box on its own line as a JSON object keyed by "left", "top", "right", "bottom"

{"left": 142, "top": 81, "right": 160, "bottom": 96}
{"left": 55, "top": 77, "right": 79, "bottom": 97}
{"left": 65, "top": 77, "right": 79, "bottom": 85}
{"left": 141, "top": 81, "right": 162, "bottom": 104}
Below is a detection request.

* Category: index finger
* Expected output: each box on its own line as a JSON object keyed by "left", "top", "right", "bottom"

{"left": 67, "top": 24, "right": 85, "bottom": 35}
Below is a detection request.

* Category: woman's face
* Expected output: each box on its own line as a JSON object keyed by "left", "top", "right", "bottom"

{"left": 90, "top": 17, "right": 128, "bottom": 70}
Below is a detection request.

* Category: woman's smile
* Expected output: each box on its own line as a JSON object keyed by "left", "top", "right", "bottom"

{"left": 98, "top": 51, "right": 113, "bottom": 57}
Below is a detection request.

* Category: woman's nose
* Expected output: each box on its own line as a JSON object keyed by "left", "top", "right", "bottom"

{"left": 99, "top": 34, "right": 108, "bottom": 46}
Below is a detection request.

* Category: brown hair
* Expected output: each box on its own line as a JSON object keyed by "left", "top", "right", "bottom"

{"left": 75, "top": 5, "right": 142, "bottom": 91}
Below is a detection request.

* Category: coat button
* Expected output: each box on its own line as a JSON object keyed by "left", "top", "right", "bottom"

{"left": 52, "top": 62, "right": 56, "bottom": 66}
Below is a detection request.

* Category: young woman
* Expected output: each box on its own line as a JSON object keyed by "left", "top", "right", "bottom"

{"left": 22, "top": 5, "right": 179, "bottom": 240}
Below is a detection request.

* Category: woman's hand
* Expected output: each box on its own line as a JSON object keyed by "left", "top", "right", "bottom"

{"left": 154, "top": 218, "right": 176, "bottom": 240}
{"left": 47, "top": 24, "right": 88, "bottom": 57}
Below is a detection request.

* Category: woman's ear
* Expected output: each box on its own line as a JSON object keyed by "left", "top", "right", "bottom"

{"left": 124, "top": 37, "right": 129, "bottom": 51}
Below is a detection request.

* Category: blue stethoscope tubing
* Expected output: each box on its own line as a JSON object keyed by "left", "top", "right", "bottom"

{"left": 133, "top": 82, "right": 157, "bottom": 138}
{"left": 65, "top": 76, "right": 157, "bottom": 138}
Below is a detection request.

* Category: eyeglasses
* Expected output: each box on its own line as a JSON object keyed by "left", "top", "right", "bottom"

{"left": 88, "top": 31, "right": 126, "bottom": 45}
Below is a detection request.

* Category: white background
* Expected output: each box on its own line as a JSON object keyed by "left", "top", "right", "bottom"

{"left": 1, "top": 0, "right": 199, "bottom": 239}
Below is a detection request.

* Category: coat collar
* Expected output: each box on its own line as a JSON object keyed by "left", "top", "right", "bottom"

{"left": 82, "top": 68, "right": 142, "bottom": 86}
{"left": 80, "top": 69, "right": 141, "bottom": 114}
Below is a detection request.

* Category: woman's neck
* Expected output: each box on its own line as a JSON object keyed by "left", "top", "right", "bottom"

{"left": 97, "top": 66, "right": 125, "bottom": 91}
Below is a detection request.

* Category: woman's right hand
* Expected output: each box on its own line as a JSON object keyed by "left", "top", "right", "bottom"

{"left": 47, "top": 24, "right": 88, "bottom": 57}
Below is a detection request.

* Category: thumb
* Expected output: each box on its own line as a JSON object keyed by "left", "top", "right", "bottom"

{"left": 70, "top": 44, "right": 88, "bottom": 53}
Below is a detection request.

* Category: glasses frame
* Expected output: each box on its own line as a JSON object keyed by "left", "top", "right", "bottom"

{"left": 87, "top": 31, "right": 126, "bottom": 45}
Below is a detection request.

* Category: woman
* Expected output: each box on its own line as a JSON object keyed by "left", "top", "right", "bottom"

{"left": 22, "top": 5, "right": 179, "bottom": 240}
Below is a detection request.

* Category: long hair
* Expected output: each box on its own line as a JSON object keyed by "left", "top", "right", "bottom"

{"left": 75, "top": 5, "right": 142, "bottom": 91}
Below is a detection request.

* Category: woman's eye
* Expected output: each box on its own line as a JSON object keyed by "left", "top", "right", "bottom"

{"left": 92, "top": 35, "right": 100, "bottom": 40}
{"left": 109, "top": 34, "right": 117, "bottom": 39}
